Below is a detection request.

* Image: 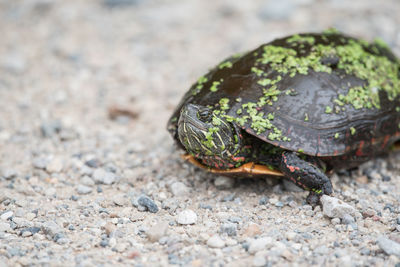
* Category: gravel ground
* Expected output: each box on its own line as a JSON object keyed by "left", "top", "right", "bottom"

{"left": 1, "top": 0, "right": 400, "bottom": 266}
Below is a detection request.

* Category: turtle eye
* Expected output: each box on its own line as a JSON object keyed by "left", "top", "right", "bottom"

{"left": 197, "top": 109, "right": 212, "bottom": 122}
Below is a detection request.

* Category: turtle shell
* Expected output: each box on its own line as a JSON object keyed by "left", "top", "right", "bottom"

{"left": 168, "top": 32, "right": 400, "bottom": 158}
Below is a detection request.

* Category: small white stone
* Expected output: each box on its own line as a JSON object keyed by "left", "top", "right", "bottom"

{"left": 176, "top": 209, "right": 197, "bottom": 225}
{"left": 206, "top": 235, "right": 225, "bottom": 248}
{"left": 285, "top": 231, "right": 297, "bottom": 241}
{"left": 169, "top": 182, "right": 189, "bottom": 196}
{"left": 46, "top": 158, "right": 63, "bottom": 173}
{"left": 45, "top": 187, "right": 57, "bottom": 197}
{"left": 321, "top": 195, "right": 356, "bottom": 219}
{"left": 1, "top": 211, "right": 13, "bottom": 221}
{"left": 109, "top": 237, "right": 117, "bottom": 247}
{"left": 248, "top": 237, "right": 273, "bottom": 254}
{"left": 26, "top": 213, "right": 36, "bottom": 221}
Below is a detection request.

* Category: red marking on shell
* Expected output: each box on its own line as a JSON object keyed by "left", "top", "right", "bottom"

{"left": 232, "top": 156, "right": 245, "bottom": 162}
{"left": 381, "top": 135, "right": 390, "bottom": 149}
{"left": 356, "top": 141, "right": 365, "bottom": 156}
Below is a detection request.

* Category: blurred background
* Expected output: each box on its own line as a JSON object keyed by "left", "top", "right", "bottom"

{"left": 1, "top": 1, "right": 399, "bottom": 139}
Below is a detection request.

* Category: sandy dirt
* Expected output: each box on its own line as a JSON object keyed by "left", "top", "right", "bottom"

{"left": 1, "top": 0, "right": 400, "bottom": 266}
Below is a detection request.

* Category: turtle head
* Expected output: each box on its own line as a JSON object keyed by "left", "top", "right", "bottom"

{"left": 177, "top": 103, "right": 241, "bottom": 163}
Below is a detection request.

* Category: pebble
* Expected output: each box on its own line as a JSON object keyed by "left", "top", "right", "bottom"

{"left": 258, "top": 196, "right": 269, "bottom": 205}
{"left": 169, "top": 181, "right": 189, "bottom": 196}
{"left": 206, "top": 235, "right": 225, "bottom": 248}
{"left": 32, "top": 158, "right": 47, "bottom": 169}
{"left": 46, "top": 157, "right": 64, "bottom": 173}
{"left": 331, "top": 218, "right": 341, "bottom": 225}
{"left": 2, "top": 169, "right": 17, "bottom": 179}
{"left": 147, "top": 221, "right": 169, "bottom": 242}
{"left": 40, "top": 120, "right": 62, "bottom": 138}
{"left": 76, "top": 184, "right": 93, "bottom": 195}
{"left": 20, "top": 227, "right": 41, "bottom": 236}
{"left": 243, "top": 223, "right": 261, "bottom": 237}
{"left": 285, "top": 231, "right": 297, "bottom": 241}
{"left": 113, "top": 194, "right": 128, "bottom": 206}
{"left": 41, "top": 221, "right": 65, "bottom": 242}
{"left": 248, "top": 237, "right": 273, "bottom": 254}
{"left": 377, "top": 236, "right": 400, "bottom": 257}
{"left": 0, "top": 222, "right": 11, "bottom": 232}
{"left": 103, "top": 222, "right": 116, "bottom": 236}
{"left": 252, "top": 252, "right": 268, "bottom": 267}
{"left": 342, "top": 214, "right": 357, "bottom": 229}
{"left": 1, "top": 211, "right": 13, "bottom": 221}
{"left": 137, "top": 195, "right": 159, "bottom": 213}
{"left": 92, "top": 168, "right": 116, "bottom": 185}
{"left": 220, "top": 222, "right": 237, "bottom": 236}
{"left": 214, "top": 176, "right": 235, "bottom": 189}
{"left": 321, "top": 195, "right": 356, "bottom": 219}
{"left": 81, "top": 176, "right": 95, "bottom": 186}
{"left": 176, "top": 209, "right": 197, "bottom": 225}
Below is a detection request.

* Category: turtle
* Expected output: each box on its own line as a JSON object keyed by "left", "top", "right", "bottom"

{"left": 167, "top": 30, "right": 400, "bottom": 205}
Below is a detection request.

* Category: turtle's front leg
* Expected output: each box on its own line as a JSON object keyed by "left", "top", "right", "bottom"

{"left": 279, "top": 151, "right": 333, "bottom": 205}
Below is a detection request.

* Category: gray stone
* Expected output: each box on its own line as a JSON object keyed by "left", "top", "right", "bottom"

{"left": 76, "top": 184, "right": 93, "bottom": 195}
{"left": 20, "top": 227, "right": 41, "bottom": 236}
{"left": 40, "top": 120, "right": 62, "bottom": 138}
{"left": 169, "top": 181, "right": 189, "bottom": 196}
{"left": 176, "top": 209, "right": 197, "bottom": 225}
{"left": 137, "top": 195, "right": 159, "bottom": 213}
{"left": 206, "top": 235, "right": 225, "bottom": 248}
{"left": 377, "top": 236, "right": 400, "bottom": 257}
{"left": 220, "top": 222, "right": 237, "bottom": 236}
{"left": 321, "top": 195, "right": 356, "bottom": 219}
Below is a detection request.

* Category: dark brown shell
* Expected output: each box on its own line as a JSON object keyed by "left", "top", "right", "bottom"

{"left": 168, "top": 33, "right": 400, "bottom": 158}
